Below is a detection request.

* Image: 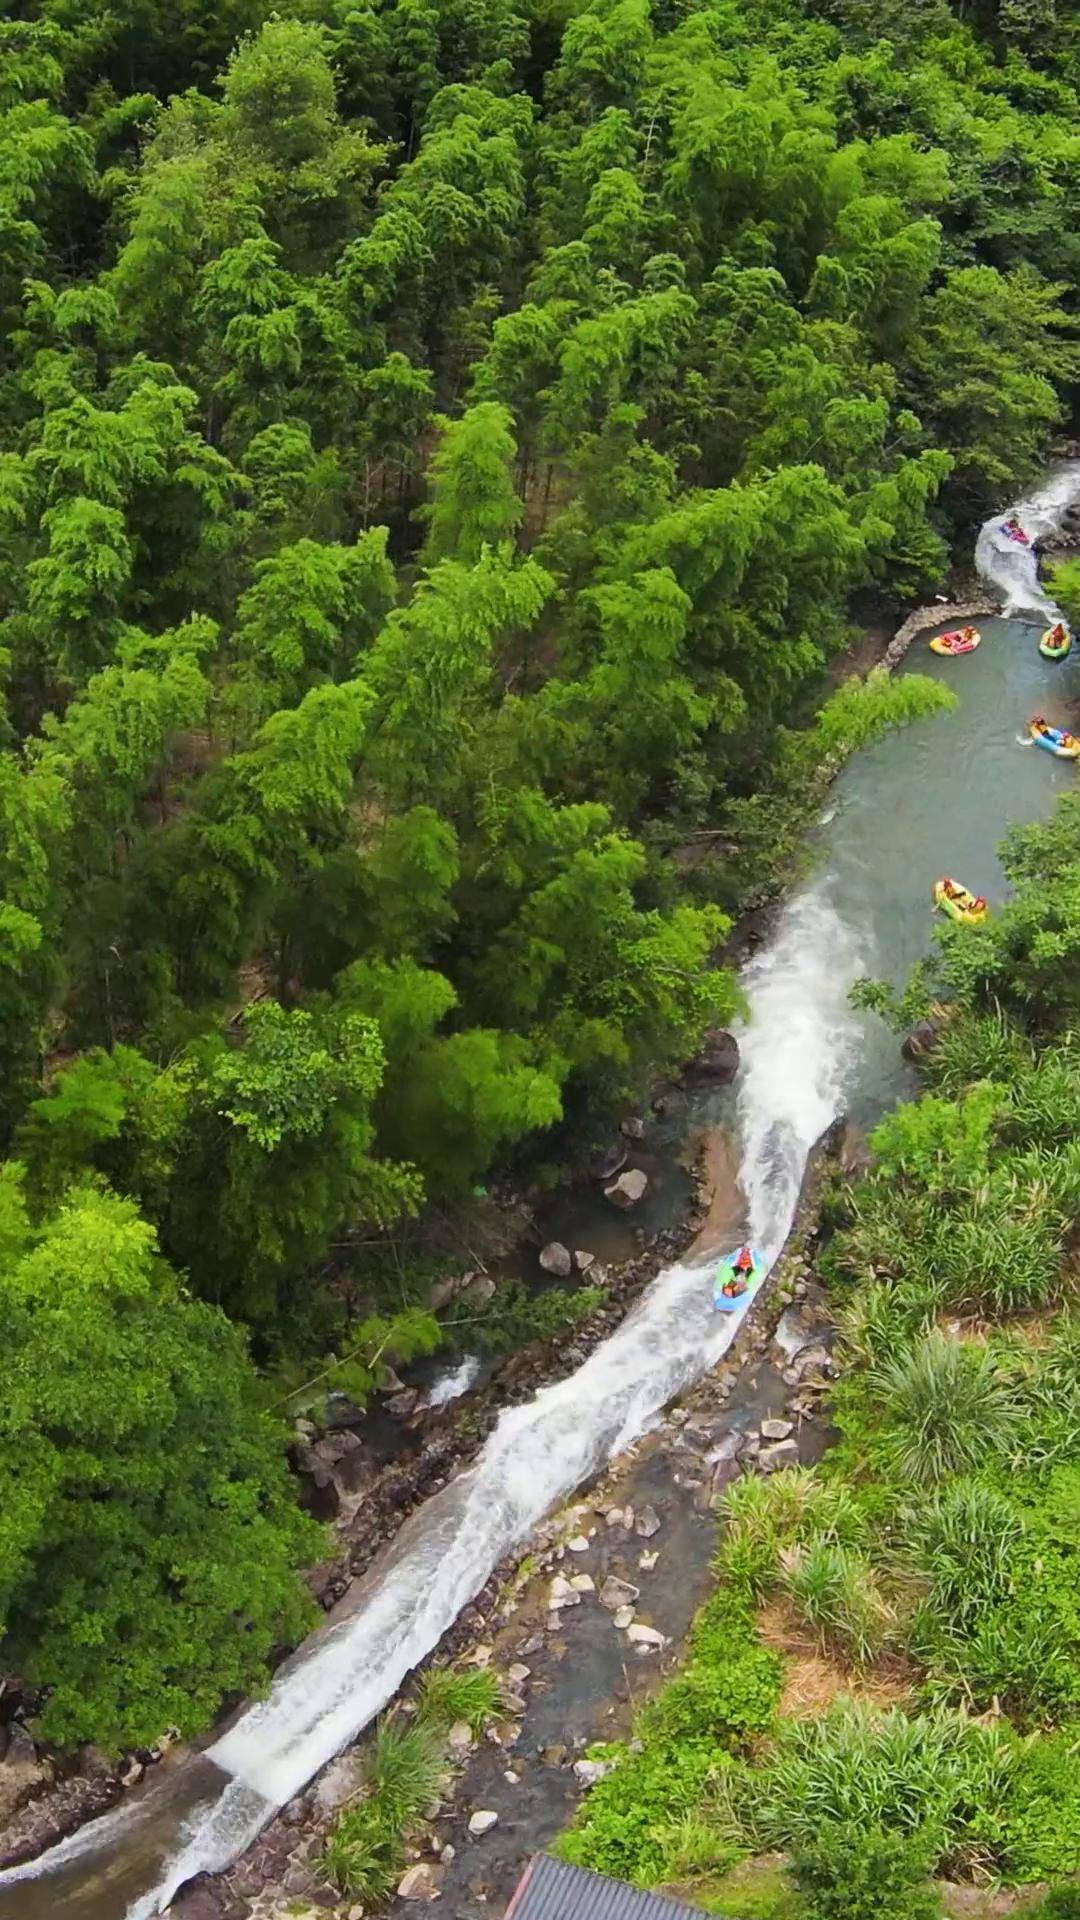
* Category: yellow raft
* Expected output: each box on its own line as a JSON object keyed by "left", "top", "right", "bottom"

{"left": 1029, "top": 720, "right": 1080, "bottom": 760}
{"left": 933, "top": 877, "right": 988, "bottom": 927}
{"left": 929, "top": 627, "right": 981, "bottom": 657}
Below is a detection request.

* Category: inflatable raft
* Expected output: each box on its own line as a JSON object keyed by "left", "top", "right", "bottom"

{"left": 929, "top": 627, "right": 981, "bottom": 657}
{"left": 713, "top": 1248, "right": 764, "bottom": 1314}
{"left": 1040, "top": 626, "right": 1072, "bottom": 661}
{"left": 1003, "top": 519, "right": 1031, "bottom": 546}
{"left": 1030, "top": 720, "right": 1080, "bottom": 759}
{"left": 933, "top": 877, "right": 988, "bottom": 927}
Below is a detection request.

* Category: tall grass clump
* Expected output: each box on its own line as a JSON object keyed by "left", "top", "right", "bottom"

{"left": 715, "top": 1468, "right": 868, "bottom": 1597}
{"left": 780, "top": 1540, "right": 893, "bottom": 1666}
{"left": 904, "top": 1480, "right": 1021, "bottom": 1641}
{"left": 416, "top": 1662, "right": 500, "bottom": 1734}
{"left": 322, "top": 1718, "right": 444, "bottom": 1901}
{"left": 753, "top": 1700, "right": 1013, "bottom": 1859}
{"left": 869, "top": 1331, "right": 1021, "bottom": 1485}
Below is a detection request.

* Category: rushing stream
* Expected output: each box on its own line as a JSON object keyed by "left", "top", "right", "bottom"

{"left": 1, "top": 476, "right": 1076, "bottom": 1918}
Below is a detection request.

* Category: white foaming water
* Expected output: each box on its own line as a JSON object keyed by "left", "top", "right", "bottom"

{"left": 735, "top": 882, "right": 868, "bottom": 1253}
{"left": 974, "top": 466, "right": 1078, "bottom": 618}
{"left": 422, "top": 1354, "right": 482, "bottom": 1409}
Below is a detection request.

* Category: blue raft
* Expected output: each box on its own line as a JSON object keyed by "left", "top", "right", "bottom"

{"left": 713, "top": 1247, "right": 765, "bottom": 1313}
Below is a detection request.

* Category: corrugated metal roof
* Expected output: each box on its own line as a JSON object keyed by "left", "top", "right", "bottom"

{"left": 504, "top": 1853, "right": 711, "bottom": 1920}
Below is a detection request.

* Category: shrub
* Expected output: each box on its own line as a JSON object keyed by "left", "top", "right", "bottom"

{"left": 557, "top": 1739, "right": 737, "bottom": 1886}
{"left": 1036, "top": 1891, "right": 1080, "bottom": 1919}
{"left": 416, "top": 1663, "right": 499, "bottom": 1734}
{"left": 992, "top": 1732, "right": 1080, "bottom": 1881}
{"left": 790, "top": 1819, "right": 942, "bottom": 1920}
{"left": 869, "top": 1331, "right": 1021, "bottom": 1485}
{"left": 780, "top": 1540, "right": 893, "bottom": 1665}
{"left": 641, "top": 1643, "right": 782, "bottom": 1749}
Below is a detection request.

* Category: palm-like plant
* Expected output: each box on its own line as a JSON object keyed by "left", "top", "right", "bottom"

{"left": 903, "top": 1479, "right": 1021, "bottom": 1641}
{"left": 780, "top": 1538, "right": 894, "bottom": 1666}
{"left": 870, "top": 1331, "right": 1021, "bottom": 1485}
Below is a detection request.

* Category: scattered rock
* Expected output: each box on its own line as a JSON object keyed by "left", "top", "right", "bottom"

{"left": 573, "top": 1250, "right": 596, "bottom": 1272}
{"left": 507, "top": 1663, "right": 531, "bottom": 1686}
{"left": 759, "top": 1438, "right": 801, "bottom": 1471}
{"left": 635, "top": 1505, "right": 661, "bottom": 1539}
{"left": 539, "top": 1241, "right": 572, "bottom": 1277}
{"left": 626, "top": 1624, "right": 666, "bottom": 1649}
{"left": 760, "top": 1418, "right": 794, "bottom": 1441}
{"left": 541, "top": 1745, "right": 567, "bottom": 1767}
{"left": 838, "top": 1118, "right": 873, "bottom": 1176}
{"left": 566, "top": 1535, "right": 591, "bottom": 1553}
{"left": 321, "top": 1391, "right": 366, "bottom": 1430}
{"left": 440, "top": 1844, "right": 456, "bottom": 1865}
{"left": 447, "top": 1722, "right": 474, "bottom": 1755}
{"left": 385, "top": 1389, "right": 421, "bottom": 1421}
{"left": 573, "top": 1758, "right": 614, "bottom": 1787}
{"left": 548, "top": 1574, "right": 580, "bottom": 1610}
{"left": 468, "top": 1810, "right": 499, "bottom": 1838}
{"left": 600, "top": 1575, "right": 640, "bottom": 1610}
{"left": 612, "top": 1606, "right": 636, "bottom": 1629}
{"left": 398, "top": 1862, "right": 443, "bottom": 1900}
{"left": 681, "top": 1027, "right": 740, "bottom": 1087}
{"left": 429, "top": 1272, "right": 464, "bottom": 1312}
{"left": 313, "top": 1756, "right": 359, "bottom": 1815}
{"left": 0, "top": 1729, "right": 50, "bottom": 1827}
{"left": 119, "top": 1759, "right": 144, "bottom": 1789}
{"left": 604, "top": 1168, "right": 649, "bottom": 1210}
{"left": 569, "top": 1573, "right": 595, "bottom": 1594}
{"left": 620, "top": 1116, "right": 646, "bottom": 1140}
{"left": 504, "top": 1769, "right": 520, "bottom": 1784}
{"left": 638, "top": 1550, "right": 658, "bottom": 1572}
{"left": 709, "top": 1455, "right": 742, "bottom": 1503}
{"left": 795, "top": 1345, "right": 833, "bottom": 1378}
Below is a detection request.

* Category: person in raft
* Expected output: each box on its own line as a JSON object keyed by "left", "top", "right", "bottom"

{"left": 1005, "top": 515, "right": 1027, "bottom": 539}
{"left": 1046, "top": 623, "right": 1068, "bottom": 648}
{"left": 722, "top": 1246, "right": 755, "bottom": 1299}
{"left": 943, "top": 878, "right": 987, "bottom": 913}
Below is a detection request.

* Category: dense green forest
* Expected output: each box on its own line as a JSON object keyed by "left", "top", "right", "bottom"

{"left": 559, "top": 797, "right": 1080, "bottom": 1916}
{"left": 1, "top": 0, "right": 1079, "bottom": 1757}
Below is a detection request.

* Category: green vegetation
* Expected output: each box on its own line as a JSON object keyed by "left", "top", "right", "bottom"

{"left": 1, "top": 0, "right": 1078, "bottom": 1757}
{"left": 560, "top": 789, "right": 1080, "bottom": 1913}
{"left": 323, "top": 1667, "right": 500, "bottom": 1899}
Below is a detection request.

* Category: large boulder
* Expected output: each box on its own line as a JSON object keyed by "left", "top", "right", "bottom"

{"left": 538, "top": 1241, "right": 572, "bottom": 1277}
{"left": 0, "top": 1729, "right": 51, "bottom": 1829}
{"left": 681, "top": 1028, "right": 740, "bottom": 1087}
{"left": 901, "top": 1019, "right": 940, "bottom": 1063}
{"left": 604, "top": 1168, "right": 648, "bottom": 1210}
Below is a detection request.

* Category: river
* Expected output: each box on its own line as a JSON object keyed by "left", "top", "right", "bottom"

{"left": 1, "top": 474, "right": 1076, "bottom": 1918}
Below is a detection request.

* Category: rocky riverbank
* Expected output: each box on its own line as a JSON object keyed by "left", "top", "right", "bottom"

{"left": 167, "top": 1121, "right": 846, "bottom": 1920}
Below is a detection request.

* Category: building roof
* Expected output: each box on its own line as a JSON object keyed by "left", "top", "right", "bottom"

{"left": 504, "top": 1854, "right": 709, "bottom": 1920}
